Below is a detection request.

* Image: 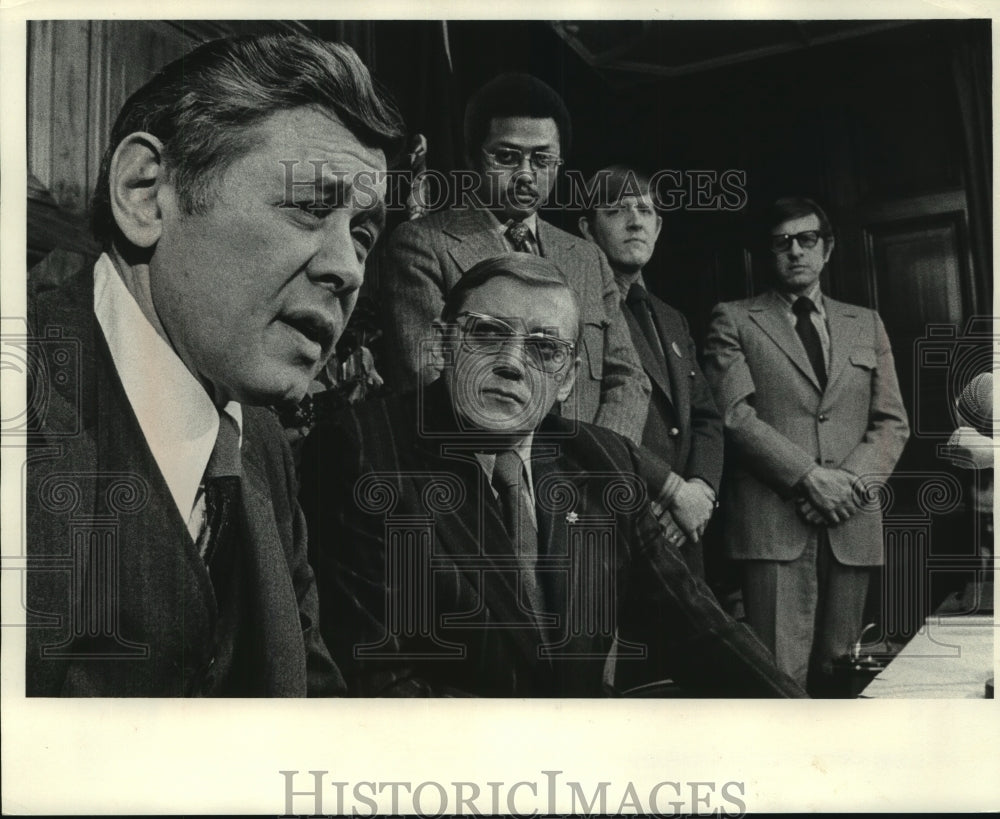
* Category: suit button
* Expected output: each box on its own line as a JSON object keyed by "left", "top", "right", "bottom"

{"left": 818, "top": 413, "right": 828, "bottom": 422}
{"left": 669, "top": 427, "right": 680, "bottom": 437}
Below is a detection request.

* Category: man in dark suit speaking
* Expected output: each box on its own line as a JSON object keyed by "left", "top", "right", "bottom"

{"left": 579, "top": 166, "right": 723, "bottom": 576}
{"left": 25, "top": 34, "right": 404, "bottom": 695}
{"left": 300, "top": 254, "right": 805, "bottom": 697}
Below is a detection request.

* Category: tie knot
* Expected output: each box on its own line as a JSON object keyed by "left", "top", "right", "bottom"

{"left": 626, "top": 282, "right": 649, "bottom": 307}
{"left": 793, "top": 296, "right": 816, "bottom": 316}
{"left": 506, "top": 220, "right": 533, "bottom": 249}
{"left": 205, "top": 412, "right": 241, "bottom": 480}
{"left": 491, "top": 450, "right": 524, "bottom": 491}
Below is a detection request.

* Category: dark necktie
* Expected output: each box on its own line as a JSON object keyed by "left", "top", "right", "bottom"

{"left": 626, "top": 283, "right": 666, "bottom": 360}
{"left": 197, "top": 413, "right": 243, "bottom": 578}
{"left": 793, "top": 296, "right": 827, "bottom": 389}
{"left": 491, "top": 450, "right": 545, "bottom": 615}
{"left": 505, "top": 220, "right": 537, "bottom": 254}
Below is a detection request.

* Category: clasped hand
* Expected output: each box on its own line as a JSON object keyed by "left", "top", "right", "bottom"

{"left": 651, "top": 478, "right": 716, "bottom": 547}
{"left": 796, "top": 466, "right": 860, "bottom": 526}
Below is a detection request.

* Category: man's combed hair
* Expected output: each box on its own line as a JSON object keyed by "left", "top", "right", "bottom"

{"left": 765, "top": 196, "right": 835, "bottom": 240}
{"left": 580, "top": 165, "right": 654, "bottom": 221}
{"left": 91, "top": 33, "right": 405, "bottom": 249}
{"left": 463, "top": 73, "right": 572, "bottom": 158}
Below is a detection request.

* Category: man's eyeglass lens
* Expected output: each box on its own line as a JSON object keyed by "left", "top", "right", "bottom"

{"left": 457, "top": 313, "right": 573, "bottom": 372}
{"left": 771, "top": 230, "right": 821, "bottom": 253}
{"left": 483, "top": 148, "right": 564, "bottom": 170}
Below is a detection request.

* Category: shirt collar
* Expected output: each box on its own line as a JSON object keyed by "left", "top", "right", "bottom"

{"left": 777, "top": 281, "right": 825, "bottom": 316}
{"left": 487, "top": 208, "right": 539, "bottom": 238}
{"left": 614, "top": 271, "right": 647, "bottom": 303}
{"left": 93, "top": 253, "right": 243, "bottom": 525}
{"left": 475, "top": 432, "right": 535, "bottom": 489}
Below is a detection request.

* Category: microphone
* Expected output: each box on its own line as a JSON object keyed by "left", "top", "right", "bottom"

{"left": 957, "top": 371, "right": 993, "bottom": 438}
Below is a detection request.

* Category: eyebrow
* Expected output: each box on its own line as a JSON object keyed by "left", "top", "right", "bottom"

{"left": 309, "top": 174, "right": 389, "bottom": 224}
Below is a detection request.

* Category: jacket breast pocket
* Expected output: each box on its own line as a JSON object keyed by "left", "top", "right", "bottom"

{"left": 849, "top": 349, "right": 877, "bottom": 371}
{"left": 581, "top": 320, "right": 607, "bottom": 380}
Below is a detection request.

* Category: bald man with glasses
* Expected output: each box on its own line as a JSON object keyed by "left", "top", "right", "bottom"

{"left": 300, "top": 254, "right": 805, "bottom": 698}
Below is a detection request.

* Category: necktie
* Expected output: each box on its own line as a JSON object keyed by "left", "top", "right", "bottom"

{"left": 491, "top": 450, "right": 545, "bottom": 615}
{"left": 505, "top": 220, "right": 537, "bottom": 254}
{"left": 626, "top": 283, "right": 666, "bottom": 361}
{"left": 793, "top": 296, "right": 827, "bottom": 389}
{"left": 197, "top": 412, "right": 243, "bottom": 572}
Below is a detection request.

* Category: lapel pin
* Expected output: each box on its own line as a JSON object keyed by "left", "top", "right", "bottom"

{"left": 566, "top": 511, "right": 579, "bottom": 524}
{"left": 671, "top": 341, "right": 683, "bottom": 358}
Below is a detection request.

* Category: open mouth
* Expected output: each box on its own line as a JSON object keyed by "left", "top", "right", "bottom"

{"left": 281, "top": 310, "right": 336, "bottom": 357}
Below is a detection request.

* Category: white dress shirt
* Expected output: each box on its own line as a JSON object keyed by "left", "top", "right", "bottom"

{"left": 93, "top": 253, "right": 242, "bottom": 540}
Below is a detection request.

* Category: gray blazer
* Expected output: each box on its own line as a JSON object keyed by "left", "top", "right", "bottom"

{"left": 379, "top": 206, "right": 650, "bottom": 444}
{"left": 703, "top": 290, "right": 910, "bottom": 566}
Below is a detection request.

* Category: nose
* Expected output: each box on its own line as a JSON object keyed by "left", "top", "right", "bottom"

{"left": 492, "top": 339, "right": 529, "bottom": 379}
{"left": 306, "top": 216, "right": 365, "bottom": 295}
{"left": 787, "top": 237, "right": 805, "bottom": 257}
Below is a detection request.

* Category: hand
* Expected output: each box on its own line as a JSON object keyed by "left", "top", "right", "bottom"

{"left": 649, "top": 504, "right": 688, "bottom": 549}
{"left": 798, "top": 466, "right": 858, "bottom": 525}
{"left": 795, "top": 497, "right": 827, "bottom": 526}
{"left": 667, "top": 479, "right": 716, "bottom": 543}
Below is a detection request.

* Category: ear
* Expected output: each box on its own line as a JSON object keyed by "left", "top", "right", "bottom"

{"left": 555, "top": 357, "right": 579, "bottom": 403}
{"left": 578, "top": 216, "right": 595, "bottom": 242}
{"left": 652, "top": 213, "right": 663, "bottom": 242}
{"left": 822, "top": 236, "right": 835, "bottom": 264}
{"left": 430, "top": 319, "right": 455, "bottom": 371}
{"left": 108, "top": 132, "right": 168, "bottom": 249}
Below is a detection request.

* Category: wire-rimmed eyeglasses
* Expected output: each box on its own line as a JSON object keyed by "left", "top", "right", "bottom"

{"left": 453, "top": 311, "right": 576, "bottom": 374}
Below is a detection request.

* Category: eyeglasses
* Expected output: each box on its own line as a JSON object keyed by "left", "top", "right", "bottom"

{"left": 453, "top": 311, "right": 576, "bottom": 373}
{"left": 770, "top": 230, "right": 823, "bottom": 253}
{"left": 481, "top": 147, "right": 564, "bottom": 171}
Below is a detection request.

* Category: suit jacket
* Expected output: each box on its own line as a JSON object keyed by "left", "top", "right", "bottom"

{"left": 624, "top": 289, "right": 724, "bottom": 492}
{"left": 25, "top": 269, "right": 343, "bottom": 696}
{"left": 703, "top": 290, "right": 910, "bottom": 565}
{"left": 379, "top": 206, "right": 650, "bottom": 444}
{"left": 299, "top": 380, "right": 806, "bottom": 698}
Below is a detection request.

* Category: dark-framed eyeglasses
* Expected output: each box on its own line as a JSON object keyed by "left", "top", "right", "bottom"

{"left": 770, "top": 230, "right": 823, "bottom": 253}
{"left": 481, "top": 147, "right": 564, "bottom": 171}
{"left": 453, "top": 311, "right": 576, "bottom": 373}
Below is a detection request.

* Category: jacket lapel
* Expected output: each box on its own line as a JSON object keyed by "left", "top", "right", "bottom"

{"left": 444, "top": 208, "right": 509, "bottom": 272}
{"left": 239, "top": 440, "right": 308, "bottom": 695}
{"left": 749, "top": 291, "right": 823, "bottom": 392}
{"left": 623, "top": 305, "right": 673, "bottom": 402}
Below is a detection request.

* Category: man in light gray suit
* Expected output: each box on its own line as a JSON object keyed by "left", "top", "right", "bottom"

{"left": 703, "top": 196, "right": 909, "bottom": 695}
{"left": 379, "top": 73, "right": 650, "bottom": 444}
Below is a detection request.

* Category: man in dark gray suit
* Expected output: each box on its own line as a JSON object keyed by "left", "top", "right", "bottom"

{"left": 703, "top": 196, "right": 909, "bottom": 695}
{"left": 26, "top": 34, "right": 404, "bottom": 696}
{"left": 579, "top": 166, "right": 723, "bottom": 575}
{"left": 380, "top": 73, "right": 650, "bottom": 445}
{"left": 301, "top": 254, "right": 806, "bottom": 698}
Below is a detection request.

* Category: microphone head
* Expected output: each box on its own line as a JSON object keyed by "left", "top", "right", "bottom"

{"left": 956, "top": 371, "right": 994, "bottom": 437}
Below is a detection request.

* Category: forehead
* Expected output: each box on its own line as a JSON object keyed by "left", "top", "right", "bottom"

{"left": 603, "top": 192, "right": 655, "bottom": 210}
{"left": 228, "top": 105, "right": 387, "bottom": 193}
{"left": 461, "top": 276, "right": 579, "bottom": 338}
{"left": 483, "top": 116, "right": 559, "bottom": 147}
{"left": 773, "top": 213, "right": 821, "bottom": 236}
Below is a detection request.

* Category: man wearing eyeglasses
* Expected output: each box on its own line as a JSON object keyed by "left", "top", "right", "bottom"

{"left": 379, "top": 72, "right": 650, "bottom": 447}
{"left": 702, "top": 196, "right": 909, "bottom": 696}
{"left": 300, "top": 254, "right": 806, "bottom": 697}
